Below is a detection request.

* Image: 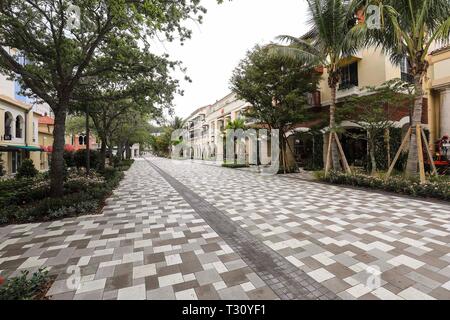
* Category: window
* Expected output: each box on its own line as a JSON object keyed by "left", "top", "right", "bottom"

{"left": 15, "top": 115, "right": 24, "bottom": 138}
{"left": 11, "top": 151, "right": 23, "bottom": 174}
{"left": 400, "top": 56, "right": 414, "bottom": 83}
{"left": 4, "top": 112, "right": 13, "bottom": 139}
{"left": 339, "top": 62, "right": 359, "bottom": 90}
{"left": 79, "top": 135, "right": 85, "bottom": 145}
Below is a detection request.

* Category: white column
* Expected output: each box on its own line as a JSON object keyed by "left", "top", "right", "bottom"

{"left": 441, "top": 88, "right": 450, "bottom": 137}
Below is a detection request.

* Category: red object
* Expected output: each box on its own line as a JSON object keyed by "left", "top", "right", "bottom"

{"left": 0, "top": 276, "right": 5, "bottom": 285}
{"left": 41, "top": 145, "right": 76, "bottom": 153}
{"left": 38, "top": 116, "right": 55, "bottom": 125}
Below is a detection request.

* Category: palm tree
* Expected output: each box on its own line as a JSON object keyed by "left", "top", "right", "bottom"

{"left": 269, "top": 0, "right": 362, "bottom": 171}
{"left": 225, "top": 118, "right": 246, "bottom": 130}
{"left": 171, "top": 116, "right": 184, "bottom": 130}
{"left": 353, "top": 0, "right": 450, "bottom": 177}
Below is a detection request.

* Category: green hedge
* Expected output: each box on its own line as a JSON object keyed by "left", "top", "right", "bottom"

{"left": 0, "top": 167, "right": 126, "bottom": 225}
{"left": 317, "top": 171, "right": 450, "bottom": 201}
{"left": 0, "top": 268, "right": 51, "bottom": 300}
{"left": 222, "top": 163, "right": 249, "bottom": 169}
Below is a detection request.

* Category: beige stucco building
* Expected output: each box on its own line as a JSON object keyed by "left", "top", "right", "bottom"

{"left": 426, "top": 45, "right": 450, "bottom": 151}
{"left": 0, "top": 94, "right": 42, "bottom": 175}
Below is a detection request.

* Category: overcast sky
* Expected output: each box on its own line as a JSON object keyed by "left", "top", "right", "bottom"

{"left": 153, "top": 0, "right": 309, "bottom": 119}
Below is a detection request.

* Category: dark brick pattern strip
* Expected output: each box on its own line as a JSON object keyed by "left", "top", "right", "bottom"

{"left": 147, "top": 159, "right": 339, "bottom": 300}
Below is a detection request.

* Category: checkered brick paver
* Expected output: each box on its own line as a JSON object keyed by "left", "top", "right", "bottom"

{"left": 0, "top": 159, "right": 276, "bottom": 300}
{"left": 0, "top": 156, "right": 449, "bottom": 300}
{"left": 148, "top": 157, "right": 450, "bottom": 300}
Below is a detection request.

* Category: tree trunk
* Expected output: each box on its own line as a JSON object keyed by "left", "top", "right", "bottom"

{"left": 125, "top": 141, "right": 132, "bottom": 160}
{"left": 406, "top": 73, "right": 424, "bottom": 177}
{"left": 85, "top": 107, "right": 90, "bottom": 176}
{"left": 117, "top": 142, "right": 124, "bottom": 161}
{"left": 50, "top": 107, "right": 67, "bottom": 197}
{"left": 369, "top": 137, "right": 377, "bottom": 176}
{"left": 385, "top": 128, "right": 391, "bottom": 168}
{"left": 108, "top": 145, "right": 113, "bottom": 166}
{"left": 99, "top": 135, "right": 107, "bottom": 171}
{"left": 280, "top": 134, "right": 287, "bottom": 174}
{"left": 329, "top": 85, "right": 342, "bottom": 171}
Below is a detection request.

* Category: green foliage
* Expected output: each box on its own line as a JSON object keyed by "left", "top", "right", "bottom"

{"left": 16, "top": 159, "right": 38, "bottom": 179}
{"left": 0, "top": 154, "right": 4, "bottom": 176}
{"left": 73, "top": 150, "right": 100, "bottom": 169}
{"left": 225, "top": 119, "right": 246, "bottom": 131}
{"left": 339, "top": 79, "right": 415, "bottom": 174}
{"left": 64, "top": 151, "right": 76, "bottom": 168}
{"left": 318, "top": 171, "right": 450, "bottom": 201}
{"left": 222, "top": 163, "right": 249, "bottom": 169}
{"left": 0, "top": 268, "right": 50, "bottom": 300}
{"left": 231, "top": 45, "right": 320, "bottom": 172}
{"left": 231, "top": 45, "right": 320, "bottom": 130}
{"left": 0, "top": 0, "right": 221, "bottom": 196}
{"left": 149, "top": 120, "right": 185, "bottom": 158}
{"left": 0, "top": 166, "right": 128, "bottom": 225}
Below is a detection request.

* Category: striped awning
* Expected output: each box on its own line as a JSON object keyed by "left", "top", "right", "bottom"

{"left": 0, "top": 145, "right": 43, "bottom": 152}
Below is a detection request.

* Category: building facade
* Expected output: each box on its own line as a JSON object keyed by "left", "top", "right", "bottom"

{"left": 427, "top": 45, "right": 450, "bottom": 151}
{"left": 0, "top": 94, "right": 41, "bottom": 175}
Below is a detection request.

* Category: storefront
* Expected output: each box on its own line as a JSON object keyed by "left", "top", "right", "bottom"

{"left": 0, "top": 145, "right": 42, "bottom": 174}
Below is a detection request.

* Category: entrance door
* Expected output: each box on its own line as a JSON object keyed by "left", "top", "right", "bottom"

{"left": 11, "top": 151, "right": 23, "bottom": 173}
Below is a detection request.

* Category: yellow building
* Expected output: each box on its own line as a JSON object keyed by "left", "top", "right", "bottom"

{"left": 426, "top": 45, "right": 450, "bottom": 151}
{"left": 38, "top": 116, "right": 54, "bottom": 171}
{"left": 0, "top": 94, "right": 42, "bottom": 176}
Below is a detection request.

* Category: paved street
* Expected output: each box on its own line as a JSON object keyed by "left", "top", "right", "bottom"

{"left": 1, "top": 157, "right": 450, "bottom": 300}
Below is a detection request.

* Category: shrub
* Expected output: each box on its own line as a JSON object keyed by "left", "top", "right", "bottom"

{"left": 63, "top": 151, "right": 76, "bottom": 167}
{"left": 318, "top": 171, "right": 450, "bottom": 201}
{"left": 0, "top": 163, "right": 130, "bottom": 225}
{"left": 74, "top": 149, "right": 100, "bottom": 169}
{"left": 16, "top": 159, "right": 38, "bottom": 179}
{"left": 0, "top": 268, "right": 51, "bottom": 300}
{"left": 222, "top": 163, "right": 249, "bottom": 169}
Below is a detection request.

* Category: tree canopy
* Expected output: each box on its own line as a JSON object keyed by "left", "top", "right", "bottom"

{"left": 230, "top": 45, "right": 320, "bottom": 172}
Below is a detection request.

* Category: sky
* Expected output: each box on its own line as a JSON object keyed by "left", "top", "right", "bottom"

{"left": 152, "top": 0, "right": 309, "bottom": 119}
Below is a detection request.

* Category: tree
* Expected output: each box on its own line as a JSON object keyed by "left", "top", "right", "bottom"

{"left": 353, "top": 0, "right": 450, "bottom": 177}
{"left": 268, "top": 0, "right": 362, "bottom": 172}
{"left": 0, "top": 0, "right": 221, "bottom": 196}
{"left": 226, "top": 119, "right": 246, "bottom": 130}
{"left": 111, "top": 111, "right": 152, "bottom": 161}
{"left": 171, "top": 116, "right": 185, "bottom": 130}
{"left": 149, "top": 117, "right": 185, "bottom": 158}
{"left": 230, "top": 45, "right": 320, "bottom": 173}
{"left": 341, "top": 79, "right": 414, "bottom": 175}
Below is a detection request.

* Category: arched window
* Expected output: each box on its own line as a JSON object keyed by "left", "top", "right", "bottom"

{"left": 4, "top": 112, "right": 13, "bottom": 138}
{"left": 15, "top": 115, "right": 24, "bottom": 138}
{"left": 78, "top": 135, "right": 87, "bottom": 145}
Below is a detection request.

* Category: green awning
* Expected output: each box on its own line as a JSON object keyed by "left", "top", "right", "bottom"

{"left": 0, "top": 145, "right": 43, "bottom": 152}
